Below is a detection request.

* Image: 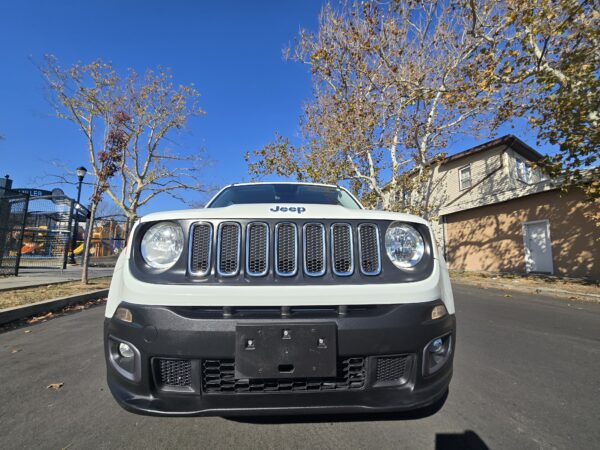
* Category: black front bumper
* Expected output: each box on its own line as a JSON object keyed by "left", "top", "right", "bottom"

{"left": 104, "top": 301, "right": 455, "bottom": 416}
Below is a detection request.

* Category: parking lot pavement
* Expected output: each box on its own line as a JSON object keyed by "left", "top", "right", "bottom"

{"left": 1, "top": 284, "right": 599, "bottom": 450}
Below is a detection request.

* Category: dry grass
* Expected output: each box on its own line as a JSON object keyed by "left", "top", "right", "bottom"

{"left": 0, "top": 277, "right": 111, "bottom": 309}
{"left": 450, "top": 270, "right": 600, "bottom": 297}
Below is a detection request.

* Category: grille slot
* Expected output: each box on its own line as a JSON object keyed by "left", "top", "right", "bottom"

{"left": 375, "top": 355, "right": 410, "bottom": 385}
{"left": 156, "top": 358, "right": 192, "bottom": 388}
{"left": 246, "top": 222, "right": 269, "bottom": 276}
{"left": 303, "top": 223, "right": 326, "bottom": 276}
{"left": 275, "top": 223, "right": 298, "bottom": 276}
{"left": 331, "top": 223, "right": 354, "bottom": 276}
{"left": 217, "top": 222, "right": 241, "bottom": 276}
{"left": 358, "top": 224, "right": 381, "bottom": 275}
{"left": 202, "top": 357, "right": 366, "bottom": 394}
{"left": 189, "top": 222, "right": 213, "bottom": 276}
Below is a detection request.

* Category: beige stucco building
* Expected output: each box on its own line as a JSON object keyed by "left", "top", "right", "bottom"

{"left": 422, "top": 135, "right": 599, "bottom": 281}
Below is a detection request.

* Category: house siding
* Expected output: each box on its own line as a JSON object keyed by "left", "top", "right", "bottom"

{"left": 444, "top": 189, "right": 600, "bottom": 280}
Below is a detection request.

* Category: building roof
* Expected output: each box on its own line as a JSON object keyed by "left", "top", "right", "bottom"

{"left": 441, "top": 135, "right": 544, "bottom": 166}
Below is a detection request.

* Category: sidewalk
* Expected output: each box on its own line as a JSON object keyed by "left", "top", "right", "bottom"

{"left": 450, "top": 270, "right": 600, "bottom": 302}
{"left": 0, "top": 266, "right": 114, "bottom": 292}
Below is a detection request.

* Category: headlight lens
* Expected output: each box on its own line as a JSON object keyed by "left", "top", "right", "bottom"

{"left": 140, "top": 222, "right": 184, "bottom": 269}
{"left": 384, "top": 222, "right": 425, "bottom": 269}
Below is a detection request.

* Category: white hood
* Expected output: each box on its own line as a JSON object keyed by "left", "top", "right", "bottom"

{"left": 139, "top": 204, "right": 429, "bottom": 225}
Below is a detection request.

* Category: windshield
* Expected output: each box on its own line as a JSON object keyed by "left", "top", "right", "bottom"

{"left": 207, "top": 184, "right": 362, "bottom": 209}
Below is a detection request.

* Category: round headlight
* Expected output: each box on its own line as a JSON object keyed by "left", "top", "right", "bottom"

{"left": 384, "top": 222, "right": 425, "bottom": 269}
{"left": 140, "top": 222, "right": 184, "bottom": 269}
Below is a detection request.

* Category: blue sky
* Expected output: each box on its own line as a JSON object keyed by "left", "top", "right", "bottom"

{"left": 0, "top": 0, "right": 548, "bottom": 214}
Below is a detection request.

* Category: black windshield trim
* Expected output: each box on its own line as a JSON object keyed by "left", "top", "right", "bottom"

{"left": 206, "top": 184, "right": 363, "bottom": 209}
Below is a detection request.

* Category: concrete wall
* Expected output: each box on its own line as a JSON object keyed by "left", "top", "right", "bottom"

{"left": 444, "top": 189, "right": 600, "bottom": 280}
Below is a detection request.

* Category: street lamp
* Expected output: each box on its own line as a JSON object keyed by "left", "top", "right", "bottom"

{"left": 69, "top": 166, "right": 87, "bottom": 264}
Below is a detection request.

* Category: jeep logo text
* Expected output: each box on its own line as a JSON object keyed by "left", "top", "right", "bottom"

{"left": 270, "top": 206, "right": 306, "bottom": 214}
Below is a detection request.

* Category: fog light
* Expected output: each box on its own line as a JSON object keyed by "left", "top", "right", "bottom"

{"left": 423, "top": 334, "right": 452, "bottom": 376}
{"left": 118, "top": 343, "right": 134, "bottom": 358}
{"left": 115, "top": 307, "right": 133, "bottom": 323}
{"left": 430, "top": 338, "right": 445, "bottom": 354}
{"left": 431, "top": 305, "right": 447, "bottom": 320}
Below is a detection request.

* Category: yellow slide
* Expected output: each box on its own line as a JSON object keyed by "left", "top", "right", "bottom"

{"left": 72, "top": 243, "right": 85, "bottom": 255}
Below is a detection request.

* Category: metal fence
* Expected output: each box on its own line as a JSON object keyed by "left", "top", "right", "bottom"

{"left": 0, "top": 186, "right": 130, "bottom": 275}
{"left": 0, "top": 189, "right": 29, "bottom": 276}
{"left": 81, "top": 215, "right": 128, "bottom": 267}
{"left": 16, "top": 195, "right": 89, "bottom": 270}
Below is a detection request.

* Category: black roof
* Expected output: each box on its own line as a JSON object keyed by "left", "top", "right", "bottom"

{"left": 441, "top": 135, "right": 543, "bottom": 165}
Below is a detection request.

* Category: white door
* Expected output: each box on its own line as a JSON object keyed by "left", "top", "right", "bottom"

{"left": 523, "top": 221, "right": 553, "bottom": 274}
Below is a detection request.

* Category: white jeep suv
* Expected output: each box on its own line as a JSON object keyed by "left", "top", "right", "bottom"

{"left": 104, "top": 182, "right": 455, "bottom": 416}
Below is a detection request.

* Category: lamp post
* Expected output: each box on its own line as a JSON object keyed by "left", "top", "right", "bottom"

{"left": 69, "top": 166, "right": 87, "bottom": 264}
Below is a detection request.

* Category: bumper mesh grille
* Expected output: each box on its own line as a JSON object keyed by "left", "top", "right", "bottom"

{"left": 304, "top": 223, "right": 325, "bottom": 276}
{"left": 157, "top": 358, "right": 192, "bottom": 388}
{"left": 246, "top": 222, "right": 268, "bottom": 276}
{"left": 190, "top": 223, "right": 212, "bottom": 275}
{"left": 202, "top": 357, "right": 366, "bottom": 394}
{"left": 358, "top": 224, "right": 381, "bottom": 275}
{"left": 375, "top": 355, "right": 410, "bottom": 383}
{"left": 217, "top": 223, "right": 241, "bottom": 276}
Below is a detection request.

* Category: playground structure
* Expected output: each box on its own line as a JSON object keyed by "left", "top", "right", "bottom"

{"left": 67, "top": 217, "right": 127, "bottom": 260}
{"left": 1, "top": 177, "right": 129, "bottom": 275}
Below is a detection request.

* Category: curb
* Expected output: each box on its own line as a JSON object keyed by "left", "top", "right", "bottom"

{"left": 452, "top": 279, "right": 600, "bottom": 302}
{"left": 0, "top": 289, "right": 109, "bottom": 326}
{"left": 0, "top": 277, "right": 111, "bottom": 293}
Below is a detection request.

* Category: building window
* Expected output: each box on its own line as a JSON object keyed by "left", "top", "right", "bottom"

{"left": 458, "top": 165, "right": 472, "bottom": 190}
{"left": 516, "top": 158, "right": 531, "bottom": 183}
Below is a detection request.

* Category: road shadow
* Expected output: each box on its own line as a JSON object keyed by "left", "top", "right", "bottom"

{"left": 227, "top": 389, "right": 448, "bottom": 424}
{"left": 436, "top": 430, "right": 489, "bottom": 450}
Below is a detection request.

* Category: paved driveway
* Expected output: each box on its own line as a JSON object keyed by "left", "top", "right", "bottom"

{"left": 1, "top": 284, "right": 599, "bottom": 449}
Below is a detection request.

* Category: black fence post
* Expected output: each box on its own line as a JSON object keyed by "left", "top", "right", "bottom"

{"left": 13, "top": 193, "right": 29, "bottom": 276}
{"left": 62, "top": 199, "right": 74, "bottom": 270}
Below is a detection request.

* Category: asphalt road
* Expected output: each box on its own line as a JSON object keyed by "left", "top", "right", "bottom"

{"left": 1, "top": 283, "right": 599, "bottom": 450}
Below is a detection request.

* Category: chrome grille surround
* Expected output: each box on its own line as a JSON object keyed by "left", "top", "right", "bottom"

{"left": 274, "top": 222, "right": 298, "bottom": 277}
{"left": 331, "top": 223, "right": 354, "bottom": 276}
{"left": 216, "top": 222, "right": 241, "bottom": 277}
{"left": 188, "top": 222, "right": 213, "bottom": 276}
{"left": 303, "top": 223, "right": 326, "bottom": 276}
{"left": 245, "top": 222, "right": 269, "bottom": 277}
{"left": 357, "top": 223, "right": 381, "bottom": 276}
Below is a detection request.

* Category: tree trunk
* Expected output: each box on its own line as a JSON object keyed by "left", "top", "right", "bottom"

{"left": 81, "top": 202, "right": 97, "bottom": 284}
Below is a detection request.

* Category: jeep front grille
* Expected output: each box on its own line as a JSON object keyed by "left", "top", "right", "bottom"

{"left": 303, "top": 223, "right": 326, "bottom": 276}
{"left": 246, "top": 222, "right": 269, "bottom": 276}
{"left": 331, "top": 223, "right": 353, "bottom": 276}
{"left": 190, "top": 221, "right": 383, "bottom": 279}
{"left": 358, "top": 224, "right": 381, "bottom": 275}
{"left": 217, "top": 222, "right": 241, "bottom": 276}
{"left": 275, "top": 222, "right": 298, "bottom": 276}
{"left": 189, "top": 222, "right": 212, "bottom": 276}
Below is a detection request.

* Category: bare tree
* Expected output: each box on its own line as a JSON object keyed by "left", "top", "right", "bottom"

{"left": 81, "top": 111, "right": 129, "bottom": 284}
{"left": 247, "top": 1, "right": 506, "bottom": 216}
{"left": 41, "top": 56, "right": 209, "bottom": 225}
